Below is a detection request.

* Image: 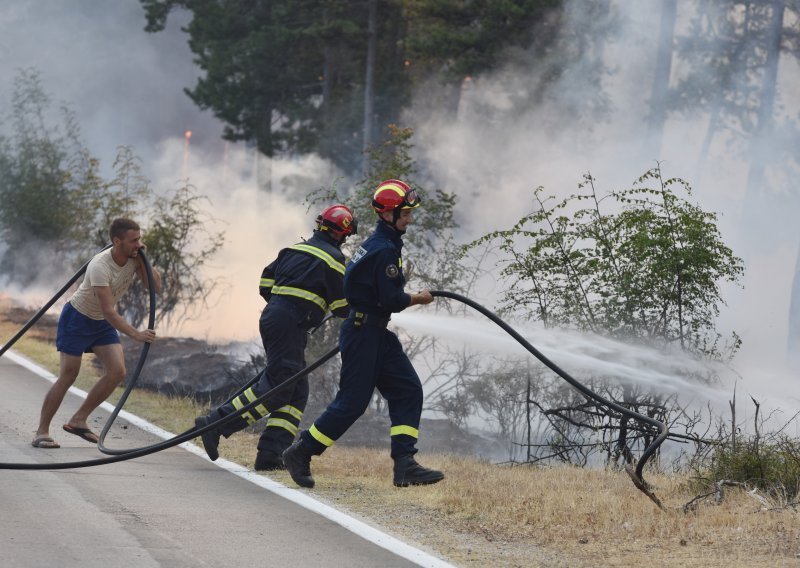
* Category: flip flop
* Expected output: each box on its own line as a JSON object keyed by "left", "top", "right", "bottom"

{"left": 31, "top": 435, "right": 60, "bottom": 449}
{"left": 62, "top": 424, "right": 100, "bottom": 444}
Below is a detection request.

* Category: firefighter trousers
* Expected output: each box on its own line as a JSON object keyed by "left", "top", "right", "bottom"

{"left": 302, "top": 316, "right": 423, "bottom": 458}
{"left": 212, "top": 300, "right": 310, "bottom": 458}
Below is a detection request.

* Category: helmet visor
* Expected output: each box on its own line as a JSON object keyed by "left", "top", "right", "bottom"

{"left": 403, "top": 189, "right": 421, "bottom": 208}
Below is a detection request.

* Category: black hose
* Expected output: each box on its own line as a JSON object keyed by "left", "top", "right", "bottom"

{"left": 0, "top": 243, "right": 341, "bottom": 467}
{"left": 431, "top": 290, "right": 668, "bottom": 507}
{"left": 2, "top": 268, "right": 666, "bottom": 508}
{"left": 96, "top": 248, "right": 157, "bottom": 455}
{"left": 0, "top": 346, "right": 339, "bottom": 470}
{"left": 97, "top": 303, "right": 338, "bottom": 456}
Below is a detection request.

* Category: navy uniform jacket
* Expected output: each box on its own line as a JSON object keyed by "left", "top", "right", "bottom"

{"left": 344, "top": 221, "right": 411, "bottom": 317}
{"left": 259, "top": 230, "right": 349, "bottom": 327}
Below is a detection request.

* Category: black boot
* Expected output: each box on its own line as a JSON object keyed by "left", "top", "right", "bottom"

{"left": 195, "top": 415, "right": 220, "bottom": 461}
{"left": 282, "top": 438, "right": 315, "bottom": 488}
{"left": 255, "top": 451, "right": 285, "bottom": 471}
{"left": 393, "top": 455, "right": 444, "bottom": 487}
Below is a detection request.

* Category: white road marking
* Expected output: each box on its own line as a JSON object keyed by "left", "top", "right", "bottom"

{"left": 4, "top": 349, "right": 457, "bottom": 568}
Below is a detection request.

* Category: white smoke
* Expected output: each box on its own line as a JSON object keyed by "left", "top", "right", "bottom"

{"left": 148, "top": 137, "right": 344, "bottom": 341}
{"left": 405, "top": 0, "right": 800, "bottom": 408}
{"left": 1, "top": 1, "right": 798, "bottom": 415}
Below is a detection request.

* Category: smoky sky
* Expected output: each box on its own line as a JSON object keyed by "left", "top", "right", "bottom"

{"left": 407, "top": 0, "right": 800, "bottom": 374}
{"left": 0, "top": 1, "right": 225, "bottom": 176}
{"left": 1, "top": 0, "right": 799, "bottom": 387}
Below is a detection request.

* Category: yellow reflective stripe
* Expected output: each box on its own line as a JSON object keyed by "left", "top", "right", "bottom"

{"left": 242, "top": 388, "right": 270, "bottom": 418}
{"left": 243, "top": 387, "right": 258, "bottom": 403}
{"left": 260, "top": 278, "right": 275, "bottom": 287}
{"left": 272, "top": 286, "right": 327, "bottom": 311}
{"left": 399, "top": 257, "right": 402, "bottom": 268}
{"left": 309, "top": 424, "right": 335, "bottom": 447}
{"left": 390, "top": 425, "right": 419, "bottom": 439}
{"left": 274, "top": 404, "right": 303, "bottom": 421}
{"left": 290, "top": 244, "right": 345, "bottom": 275}
{"left": 232, "top": 396, "right": 256, "bottom": 425}
{"left": 266, "top": 417, "right": 299, "bottom": 436}
{"left": 329, "top": 298, "right": 348, "bottom": 311}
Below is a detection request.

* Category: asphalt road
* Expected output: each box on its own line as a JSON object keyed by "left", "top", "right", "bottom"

{"left": 0, "top": 353, "right": 455, "bottom": 568}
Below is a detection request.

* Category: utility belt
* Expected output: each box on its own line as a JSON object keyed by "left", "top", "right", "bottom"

{"left": 348, "top": 310, "right": 390, "bottom": 329}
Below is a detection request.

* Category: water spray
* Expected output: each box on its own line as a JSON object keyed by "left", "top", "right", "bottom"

{"left": 430, "top": 290, "right": 667, "bottom": 508}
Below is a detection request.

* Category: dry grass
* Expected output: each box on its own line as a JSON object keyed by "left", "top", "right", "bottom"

{"left": 213, "top": 438, "right": 800, "bottom": 567}
{"left": 3, "top": 299, "right": 799, "bottom": 567}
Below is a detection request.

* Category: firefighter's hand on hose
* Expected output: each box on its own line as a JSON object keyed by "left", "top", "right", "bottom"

{"left": 410, "top": 289, "right": 433, "bottom": 306}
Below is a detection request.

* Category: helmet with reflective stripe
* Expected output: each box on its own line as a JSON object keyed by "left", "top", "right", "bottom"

{"left": 372, "top": 179, "right": 421, "bottom": 213}
{"left": 316, "top": 204, "right": 357, "bottom": 240}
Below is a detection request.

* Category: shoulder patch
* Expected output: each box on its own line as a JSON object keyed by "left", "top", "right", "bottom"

{"left": 385, "top": 264, "right": 399, "bottom": 278}
{"left": 351, "top": 246, "right": 367, "bottom": 263}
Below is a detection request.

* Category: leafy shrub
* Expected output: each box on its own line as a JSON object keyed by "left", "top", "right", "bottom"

{"left": 707, "top": 435, "right": 800, "bottom": 501}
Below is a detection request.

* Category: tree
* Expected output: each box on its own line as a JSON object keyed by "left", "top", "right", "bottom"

{"left": 118, "top": 180, "right": 226, "bottom": 329}
{"left": 0, "top": 69, "right": 225, "bottom": 330}
{"left": 470, "top": 165, "right": 743, "bottom": 356}
{"left": 141, "top": 0, "right": 412, "bottom": 174}
{"left": 403, "top": 0, "right": 562, "bottom": 118}
{"left": 643, "top": 0, "right": 677, "bottom": 161}
{"left": 0, "top": 69, "right": 103, "bottom": 284}
{"left": 742, "top": 0, "right": 786, "bottom": 209}
{"left": 673, "top": 1, "right": 799, "bottom": 186}
{"left": 403, "top": 0, "right": 555, "bottom": 80}
{"left": 142, "top": 0, "right": 321, "bottom": 158}
{"left": 672, "top": 0, "right": 800, "bottom": 366}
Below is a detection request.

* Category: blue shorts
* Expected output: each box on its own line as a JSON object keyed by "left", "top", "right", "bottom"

{"left": 56, "top": 302, "right": 120, "bottom": 356}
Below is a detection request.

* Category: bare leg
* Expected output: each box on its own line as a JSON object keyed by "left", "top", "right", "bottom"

{"left": 66, "top": 343, "right": 126, "bottom": 429}
{"left": 35, "top": 352, "right": 82, "bottom": 438}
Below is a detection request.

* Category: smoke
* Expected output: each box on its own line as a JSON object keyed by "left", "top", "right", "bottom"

{"left": 0, "top": 2, "right": 221, "bottom": 172}
{"left": 148, "top": 137, "right": 342, "bottom": 341}
{"left": 0, "top": 1, "right": 343, "bottom": 345}
{"left": 1, "top": 1, "right": 797, "bottom": 413}
{"left": 405, "top": 0, "right": 800, "bottom": 406}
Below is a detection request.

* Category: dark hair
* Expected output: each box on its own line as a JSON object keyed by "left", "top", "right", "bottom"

{"left": 109, "top": 218, "right": 140, "bottom": 241}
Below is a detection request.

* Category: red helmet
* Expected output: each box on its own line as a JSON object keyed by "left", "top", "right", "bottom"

{"left": 316, "top": 204, "right": 357, "bottom": 239}
{"left": 372, "top": 179, "right": 421, "bottom": 213}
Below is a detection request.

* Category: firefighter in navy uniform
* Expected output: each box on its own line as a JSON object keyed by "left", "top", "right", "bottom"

{"left": 283, "top": 179, "right": 444, "bottom": 488}
{"left": 194, "top": 204, "right": 357, "bottom": 470}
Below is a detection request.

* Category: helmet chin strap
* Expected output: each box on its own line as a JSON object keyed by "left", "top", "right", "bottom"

{"left": 379, "top": 212, "right": 405, "bottom": 234}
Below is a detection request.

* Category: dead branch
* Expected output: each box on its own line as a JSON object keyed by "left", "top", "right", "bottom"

{"left": 683, "top": 479, "right": 775, "bottom": 514}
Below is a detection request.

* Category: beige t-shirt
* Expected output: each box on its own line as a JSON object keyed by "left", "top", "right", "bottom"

{"left": 69, "top": 249, "right": 139, "bottom": 320}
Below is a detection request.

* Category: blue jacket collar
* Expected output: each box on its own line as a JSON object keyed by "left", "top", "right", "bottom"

{"left": 375, "top": 220, "right": 404, "bottom": 247}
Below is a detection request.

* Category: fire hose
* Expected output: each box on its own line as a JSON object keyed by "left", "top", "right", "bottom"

{"left": 0, "top": 247, "right": 339, "bottom": 469}
{"left": 430, "top": 291, "right": 667, "bottom": 508}
{"left": 0, "top": 253, "right": 668, "bottom": 507}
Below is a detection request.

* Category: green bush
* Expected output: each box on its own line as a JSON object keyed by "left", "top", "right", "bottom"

{"left": 707, "top": 435, "right": 800, "bottom": 501}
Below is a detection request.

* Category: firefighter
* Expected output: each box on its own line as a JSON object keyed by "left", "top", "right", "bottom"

{"left": 283, "top": 179, "right": 444, "bottom": 488}
{"left": 194, "top": 204, "right": 357, "bottom": 470}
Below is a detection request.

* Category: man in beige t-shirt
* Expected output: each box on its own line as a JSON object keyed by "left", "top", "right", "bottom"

{"left": 31, "top": 218, "right": 162, "bottom": 449}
